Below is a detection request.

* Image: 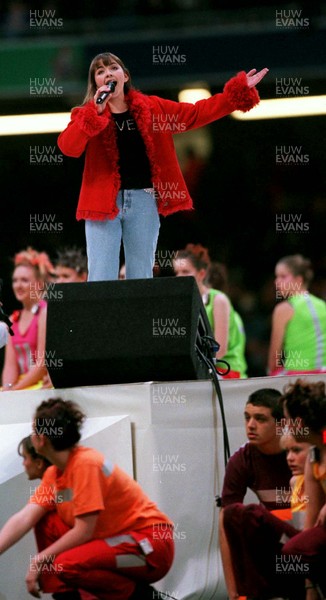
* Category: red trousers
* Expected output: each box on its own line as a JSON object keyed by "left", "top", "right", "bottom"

{"left": 222, "top": 503, "right": 306, "bottom": 599}
{"left": 283, "top": 525, "right": 326, "bottom": 595}
{"left": 34, "top": 513, "right": 174, "bottom": 600}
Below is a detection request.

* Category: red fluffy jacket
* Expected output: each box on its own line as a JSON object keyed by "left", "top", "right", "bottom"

{"left": 57, "top": 71, "right": 260, "bottom": 221}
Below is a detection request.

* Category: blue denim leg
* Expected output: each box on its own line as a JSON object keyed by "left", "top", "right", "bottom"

{"left": 122, "top": 189, "right": 160, "bottom": 279}
{"left": 85, "top": 193, "right": 123, "bottom": 281}
{"left": 85, "top": 189, "right": 160, "bottom": 281}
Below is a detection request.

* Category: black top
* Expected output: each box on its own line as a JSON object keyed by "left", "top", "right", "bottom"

{"left": 112, "top": 110, "right": 152, "bottom": 189}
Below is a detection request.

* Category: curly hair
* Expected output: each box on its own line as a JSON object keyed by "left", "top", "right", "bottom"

{"left": 279, "top": 379, "right": 326, "bottom": 433}
{"left": 34, "top": 398, "right": 86, "bottom": 451}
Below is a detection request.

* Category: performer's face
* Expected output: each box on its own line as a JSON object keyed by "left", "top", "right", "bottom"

{"left": 21, "top": 450, "right": 44, "bottom": 481}
{"left": 244, "top": 403, "right": 277, "bottom": 449}
{"left": 94, "top": 60, "right": 129, "bottom": 96}
{"left": 281, "top": 436, "right": 309, "bottom": 476}
{"left": 12, "top": 265, "right": 41, "bottom": 304}
{"left": 274, "top": 262, "right": 303, "bottom": 299}
{"left": 173, "top": 258, "right": 205, "bottom": 286}
{"left": 55, "top": 266, "right": 86, "bottom": 283}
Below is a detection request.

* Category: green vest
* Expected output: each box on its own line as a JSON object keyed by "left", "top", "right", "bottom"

{"left": 204, "top": 289, "right": 247, "bottom": 378}
{"left": 284, "top": 293, "right": 326, "bottom": 370}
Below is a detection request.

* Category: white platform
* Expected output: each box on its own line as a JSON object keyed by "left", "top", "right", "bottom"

{"left": 1, "top": 373, "right": 325, "bottom": 600}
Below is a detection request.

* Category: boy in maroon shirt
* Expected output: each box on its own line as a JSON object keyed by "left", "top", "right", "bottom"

{"left": 219, "top": 388, "right": 305, "bottom": 600}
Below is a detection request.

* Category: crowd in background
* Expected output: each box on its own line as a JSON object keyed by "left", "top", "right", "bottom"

{"left": 1, "top": 0, "right": 323, "bottom": 38}
{"left": 1, "top": 241, "right": 326, "bottom": 388}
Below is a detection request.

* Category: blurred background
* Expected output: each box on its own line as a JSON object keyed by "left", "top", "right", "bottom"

{"left": 0, "top": 0, "right": 325, "bottom": 376}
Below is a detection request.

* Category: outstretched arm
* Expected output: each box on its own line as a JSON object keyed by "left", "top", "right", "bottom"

{"left": 0, "top": 503, "right": 46, "bottom": 556}
{"left": 152, "top": 67, "right": 269, "bottom": 133}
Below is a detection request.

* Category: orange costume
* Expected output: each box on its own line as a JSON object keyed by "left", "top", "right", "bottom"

{"left": 282, "top": 446, "right": 326, "bottom": 595}
{"left": 30, "top": 446, "right": 174, "bottom": 599}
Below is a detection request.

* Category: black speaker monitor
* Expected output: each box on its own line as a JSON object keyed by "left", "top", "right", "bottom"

{"left": 46, "top": 277, "right": 214, "bottom": 388}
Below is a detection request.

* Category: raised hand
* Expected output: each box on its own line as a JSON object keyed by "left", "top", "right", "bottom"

{"left": 246, "top": 68, "right": 269, "bottom": 88}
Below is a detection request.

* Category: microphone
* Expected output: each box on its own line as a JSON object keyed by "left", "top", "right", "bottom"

{"left": 96, "top": 81, "right": 117, "bottom": 104}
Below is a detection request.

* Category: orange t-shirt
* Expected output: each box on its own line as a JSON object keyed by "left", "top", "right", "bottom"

{"left": 30, "top": 446, "right": 173, "bottom": 537}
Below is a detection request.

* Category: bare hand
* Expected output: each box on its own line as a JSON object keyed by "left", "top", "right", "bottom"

{"left": 42, "top": 372, "right": 54, "bottom": 389}
{"left": 246, "top": 68, "right": 269, "bottom": 88}
{"left": 25, "top": 563, "right": 42, "bottom": 598}
{"left": 94, "top": 85, "right": 113, "bottom": 114}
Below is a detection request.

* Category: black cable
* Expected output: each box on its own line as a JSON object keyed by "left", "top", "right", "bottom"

{"left": 195, "top": 339, "right": 231, "bottom": 467}
{"left": 200, "top": 334, "right": 231, "bottom": 378}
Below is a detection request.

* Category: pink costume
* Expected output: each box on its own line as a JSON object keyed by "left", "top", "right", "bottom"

{"left": 11, "top": 299, "right": 46, "bottom": 375}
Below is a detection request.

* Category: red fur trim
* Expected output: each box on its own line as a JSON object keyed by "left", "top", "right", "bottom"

{"left": 101, "top": 113, "right": 121, "bottom": 197}
{"left": 72, "top": 102, "right": 109, "bottom": 136}
{"left": 101, "top": 90, "right": 163, "bottom": 202}
{"left": 223, "top": 71, "right": 260, "bottom": 112}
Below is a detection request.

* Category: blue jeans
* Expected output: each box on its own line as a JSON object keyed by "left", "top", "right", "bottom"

{"left": 85, "top": 189, "right": 160, "bottom": 281}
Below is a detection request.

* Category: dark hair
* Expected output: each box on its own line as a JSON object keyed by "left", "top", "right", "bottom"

{"left": 247, "top": 388, "right": 283, "bottom": 420}
{"left": 279, "top": 378, "right": 326, "bottom": 433}
{"left": 18, "top": 435, "right": 51, "bottom": 467}
{"left": 205, "top": 261, "right": 229, "bottom": 293}
{"left": 83, "top": 52, "right": 132, "bottom": 104}
{"left": 276, "top": 254, "right": 314, "bottom": 287}
{"left": 56, "top": 246, "right": 88, "bottom": 275}
{"left": 34, "top": 398, "right": 86, "bottom": 451}
{"left": 175, "top": 244, "right": 211, "bottom": 272}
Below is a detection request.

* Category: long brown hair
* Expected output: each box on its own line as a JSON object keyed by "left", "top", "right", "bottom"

{"left": 82, "top": 52, "right": 132, "bottom": 104}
